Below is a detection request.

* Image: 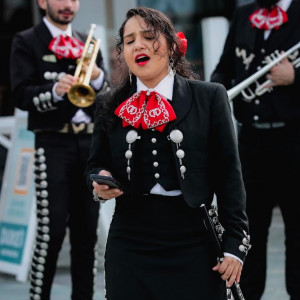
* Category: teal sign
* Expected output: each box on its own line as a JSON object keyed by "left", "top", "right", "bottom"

{"left": 0, "top": 223, "right": 27, "bottom": 264}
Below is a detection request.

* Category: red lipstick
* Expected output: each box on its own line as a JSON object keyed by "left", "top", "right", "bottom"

{"left": 135, "top": 54, "right": 150, "bottom": 66}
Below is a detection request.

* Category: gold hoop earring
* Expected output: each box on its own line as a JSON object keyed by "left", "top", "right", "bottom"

{"left": 129, "top": 70, "right": 132, "bottom": 85}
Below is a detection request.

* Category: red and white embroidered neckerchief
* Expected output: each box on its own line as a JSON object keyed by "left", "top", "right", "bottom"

{"left": 114, "top": 90, "right": 177, "bottom": 132}
{"left": 249, "top": 5, "right": 288, "bottom": 30}
{"left": 48, "top": 34, "right": 84, "bottom": 59}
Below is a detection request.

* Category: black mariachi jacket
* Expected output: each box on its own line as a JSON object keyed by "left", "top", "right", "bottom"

{"left": 211, "top": 0, "right": 300, "bottom": 125}
{"left": 85, "top": 74, "right": 249, "bottom": 261}
{"left": 10, "top": 21, "right": 107, "bottom": 131}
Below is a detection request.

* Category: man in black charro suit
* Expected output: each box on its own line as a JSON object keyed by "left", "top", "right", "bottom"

{"left": 10, "top": 0, "right": 108, "bottom": 299}
{"left": 211, "top": 0, "right": 300, "bottom": 299}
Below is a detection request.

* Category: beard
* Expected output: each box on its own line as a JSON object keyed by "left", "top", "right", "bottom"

{"left": 47, "top": 5, "right": 75, "bottom": 25}
{"left": 256, "top": 0, "right": 279, "bottom": 8}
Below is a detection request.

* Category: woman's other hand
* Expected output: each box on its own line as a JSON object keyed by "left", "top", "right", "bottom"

{"left": 212, "top": 256, "right": 243, "bottom": 287}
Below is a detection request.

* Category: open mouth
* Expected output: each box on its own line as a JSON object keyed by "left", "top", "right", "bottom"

{"left": 135, "top": 54, "right": 150, "bottom": 65}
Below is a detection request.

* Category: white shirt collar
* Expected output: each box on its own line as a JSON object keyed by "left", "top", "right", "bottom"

{"left": 277, "top": 0, "right": 292, "bottom": 11}
{"left": 43, "top": 16, "right": 72, "bottom": 38}
{"left": 136, "top": 74, "right": 174, "bottom": 101}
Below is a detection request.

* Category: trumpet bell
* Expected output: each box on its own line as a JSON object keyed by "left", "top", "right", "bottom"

{"left": 68, "top": 83, "right": 96, "bottom": 107}
{"left": 67, "top": 23, "right": 101, "bottom": 107}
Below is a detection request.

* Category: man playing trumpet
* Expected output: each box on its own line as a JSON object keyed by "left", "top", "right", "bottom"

{"left": 10, "top": 0, "right": 108, "bottom": 299}
{"left": 211, "top": 0, "right": 300, "bottom": 299}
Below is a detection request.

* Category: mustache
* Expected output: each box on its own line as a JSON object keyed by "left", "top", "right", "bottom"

{"left": 58, "top": 10, "right": 74, "bottom": 14}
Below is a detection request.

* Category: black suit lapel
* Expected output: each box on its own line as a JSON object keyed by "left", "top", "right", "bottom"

{"left": 244, "top": 21, "right": 257, "bottom": 55}
{"left": 240, "top": 3, "right": 261, "bottom": 55}
{"left": 168, "top": 74, "right": 192, "bottom": 129}
{"left": 121, "top": 82, "right": 139, "bottom": 152}
{"left": 264, "top": 0, "right": 300, "bottom": 52}
{"left": 128, "top": 83, "right": 137, "bottom": 98}
{"left": 34, "top": 22, "right": 53, "bottom": 48}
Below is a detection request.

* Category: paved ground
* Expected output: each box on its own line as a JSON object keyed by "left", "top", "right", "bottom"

{"left": 0, "top": 207, "right": 289, "bottom": 300}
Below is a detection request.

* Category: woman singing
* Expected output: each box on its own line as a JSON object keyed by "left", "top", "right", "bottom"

{"left": 85, "top": 7, "right": 250, "bottom": 299}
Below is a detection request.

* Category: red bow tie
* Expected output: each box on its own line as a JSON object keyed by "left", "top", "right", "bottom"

{"left": 114, "top": 90, "right": 177, "bottom": 132}
{"left": 249, "top": 6, "right": 288, "bottom": 30}
{"left": 48, "top": 35, "right": 84, "bottom": 59}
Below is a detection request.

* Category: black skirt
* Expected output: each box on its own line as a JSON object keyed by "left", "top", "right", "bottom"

{"left": 104, "top": 194, "right": 226, "bottom": 300}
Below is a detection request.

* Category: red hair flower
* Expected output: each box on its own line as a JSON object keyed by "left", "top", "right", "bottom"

{"left": 176, "top": 32, "right": 187, "bottom": 56}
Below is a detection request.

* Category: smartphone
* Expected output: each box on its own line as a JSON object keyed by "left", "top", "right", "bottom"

{"left": 90, "top": 174, "right": 123, "bottom": 190}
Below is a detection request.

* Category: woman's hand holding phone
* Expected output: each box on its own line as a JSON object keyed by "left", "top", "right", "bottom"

{"left": 91, "top": 170, "right": 123, "bottom": 200}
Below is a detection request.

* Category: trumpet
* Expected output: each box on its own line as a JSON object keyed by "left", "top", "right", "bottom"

{"left": 227, "top": 41, "right": 300, "bottom": 102}
{"left": 68, "top": 24, "right": 101, "bottom": 107}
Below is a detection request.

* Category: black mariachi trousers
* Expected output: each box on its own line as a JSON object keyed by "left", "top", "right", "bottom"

{"left": 30, "top": 132, "right": 100, "bottom": 300}
{"left": 238, "top": 124, "right": 300, "bottom": 300}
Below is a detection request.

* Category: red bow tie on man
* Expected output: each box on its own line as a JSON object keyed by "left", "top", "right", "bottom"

{"left": 249, "top": 5, "right": 288, "bottom": 30}
{"left": 115, "top": 90, "right": 177, "bottom": 132}
{"left": 48, "top": 34, "right": 84, "bottom": 59}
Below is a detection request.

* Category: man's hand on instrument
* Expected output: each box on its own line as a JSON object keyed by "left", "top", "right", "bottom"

{"left": 81, "top": 62, "right": 101, "bottom": 80}
{"left": 212, "top": 256, "right": 243, "bottom": 287}
{"left": 55, "top": 74, "right": 77, "bottom": 97}
{"left": 266, "top": 56, "right": 295, "bottom": 87}
{"left": 91, "top": 64, "right": 101, "bottom": 80}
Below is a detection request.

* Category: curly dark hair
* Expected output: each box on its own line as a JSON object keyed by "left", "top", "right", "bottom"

{"left": 96, "top": 7, "right": 199, "bottom": 130}
{"left": 116, "top": 7, "right": 198, "bottom": 80}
